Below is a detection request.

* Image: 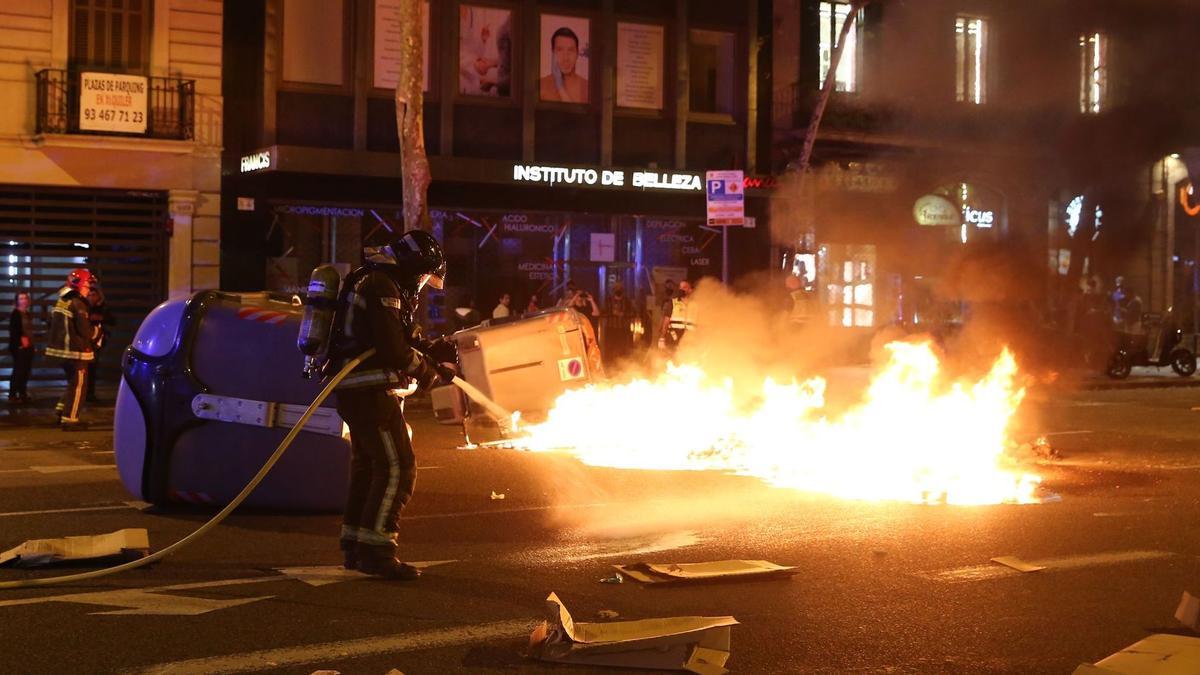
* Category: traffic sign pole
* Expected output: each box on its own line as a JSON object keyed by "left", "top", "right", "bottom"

{"left": 705, "top": 169, "right": 745, "bottom": 285}
{"left": 722, "top": 225, "right": 729, "bottom": 284}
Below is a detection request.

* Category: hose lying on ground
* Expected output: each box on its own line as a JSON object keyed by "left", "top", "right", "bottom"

{"left": 0, "top": 349, "right": 376, "bottom": 590}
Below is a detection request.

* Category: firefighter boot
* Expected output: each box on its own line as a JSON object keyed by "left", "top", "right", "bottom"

{"left": 355, "top": 543, "right": 421, "bottom": 580}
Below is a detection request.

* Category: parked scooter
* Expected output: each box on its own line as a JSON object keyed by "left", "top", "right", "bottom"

{"left": 1105, "top": 309, "right": 1197, "bottom": 379}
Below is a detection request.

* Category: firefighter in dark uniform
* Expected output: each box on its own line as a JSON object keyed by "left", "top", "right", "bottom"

{"left": 328, "top": 230, "right": 455, "bottom": 580}
{"left": 47, "top": 268, "right": 96, "bottom": 431}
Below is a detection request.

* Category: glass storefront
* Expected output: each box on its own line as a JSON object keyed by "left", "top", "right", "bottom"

{"left": 778, "top": 180, "right": 1007, "bottom": 334}
{"left": 260, "top": 201, "right": 729, "bottom": 348}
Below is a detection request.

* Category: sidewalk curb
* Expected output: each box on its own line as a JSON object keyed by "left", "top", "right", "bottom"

{"left": 1081, "top": 377, "right": 1200, "bottom": 391}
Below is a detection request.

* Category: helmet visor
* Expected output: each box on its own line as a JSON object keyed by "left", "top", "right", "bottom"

{"left": 421, "top": 273, "right": 444, "bottom": 290}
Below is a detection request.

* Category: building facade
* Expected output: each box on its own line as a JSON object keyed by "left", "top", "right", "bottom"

{"left": 0, "top": 0, "right": 223, "bottom": 388}
{"left": 222, "top": 0, "right": 771, "bottom": 336}
{"left": 770, "top": 0, "right": 1200, "bottom": 346}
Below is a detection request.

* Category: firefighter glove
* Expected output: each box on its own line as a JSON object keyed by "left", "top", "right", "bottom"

{"left": 435, "top": 362, "right": 457, "bottom": 386}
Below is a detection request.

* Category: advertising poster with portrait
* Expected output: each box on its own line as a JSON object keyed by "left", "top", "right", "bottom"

{"left": 616, "top": 22, "right": 664, "bottom": 110}
{"left": 539, "top": 14, "right": 591, "bottom": 104}
{"left": 373, "top": 0, "right": 430, "bottom": 91}
{"left": 459, "top": 5, "right": 513, "bottom": 97}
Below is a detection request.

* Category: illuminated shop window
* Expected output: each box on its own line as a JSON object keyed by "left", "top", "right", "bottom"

{"left": 1079, "top": 32, "right": 1108, "bottom": 114}
{"left": 955, "top": 16, "right": 987, "bottom": 104}
{"left": 820, "top": 244, "right": 875, "bottom": 327}
{"left": 1065, "top": 195, "right": 1102, "bottom": 240}
{"left": 819, "top": 1, "right": 861, "bottom": 93}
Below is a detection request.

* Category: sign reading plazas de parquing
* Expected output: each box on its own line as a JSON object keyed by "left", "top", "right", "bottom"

{"left": 79, "top": 72, "right": 149, "bottom": 134}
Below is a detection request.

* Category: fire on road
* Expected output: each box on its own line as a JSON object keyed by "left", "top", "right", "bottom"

{"left": 512, "top": 341, "right": 1043, "bottom": 505}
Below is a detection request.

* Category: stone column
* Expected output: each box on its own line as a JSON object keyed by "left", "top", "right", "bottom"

{"left": 168, "top": 189, "right": 199, "bottom": 298}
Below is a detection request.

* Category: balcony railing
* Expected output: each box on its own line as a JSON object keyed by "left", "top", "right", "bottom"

{"left": 35, "top": 69, "right": 195, "bottom": 141}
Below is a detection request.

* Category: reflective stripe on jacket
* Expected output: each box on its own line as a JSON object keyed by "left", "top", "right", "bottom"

{"left": 46, "top": 288, "right": 94, "bottom": 361}
{"left": 331, "top": 267, "right": 437, "bottom": 391}
{"left": 668, "top": 297, "right": 695, "bottom": 332}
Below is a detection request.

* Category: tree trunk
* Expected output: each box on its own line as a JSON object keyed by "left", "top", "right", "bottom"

{"left": 795, "top": 0, "right": 870, "bottom": 176}
{"left": 395, "top": 0, "right": 431, "bottom": 232}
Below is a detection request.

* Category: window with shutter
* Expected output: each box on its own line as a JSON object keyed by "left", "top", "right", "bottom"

{"left": 69, "top": 0, "right": 151, "bottom": 72}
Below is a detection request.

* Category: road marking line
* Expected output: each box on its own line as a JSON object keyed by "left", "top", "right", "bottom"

{"left": 31, "top": 464, "right": 116, "bottom": 474}
{"left": 129, "top": 619, "right": 537, "bottom": 674}
{"left": 560, "top": 530, "right": 703, "bottom": 563}
{"left": 404, "top": 501, "right": 609, "bottom": 521}
{"left": 1042, "top": 430, "right": 1093, "bottom": 436}
{"left": 0, "top": 561, "right": 458, "bottom": 611}
{"left": 922, "top": 550, "right": 1173, "bottom": 583}
{"left": 0, "top": 504, "right": 135, "bottom": 518}
{"left": 0, "top": 464, "right": 116, "bottom": 475}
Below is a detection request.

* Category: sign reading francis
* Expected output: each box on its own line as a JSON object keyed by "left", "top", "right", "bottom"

{"left": 512, "top": 164, "right": 703, "bottom": 191}
{"left": 240, "top": 150, "right": 272, "bottom": 173}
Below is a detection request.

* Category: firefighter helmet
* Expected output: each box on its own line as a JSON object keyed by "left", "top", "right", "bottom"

{"left": 384, "top": 230, "right": 446, "bottom": 290}
{"left": 67, "top": 268, "right": 95, "bottom": 290}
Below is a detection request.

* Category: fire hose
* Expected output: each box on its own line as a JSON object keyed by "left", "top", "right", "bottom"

{"left": 0, "top": 349, "right": 512, "bottom": 590}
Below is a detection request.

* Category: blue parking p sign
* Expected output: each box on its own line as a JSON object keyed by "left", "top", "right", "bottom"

{"left": 704, "top": 170, "right": 744, "bottom": 226}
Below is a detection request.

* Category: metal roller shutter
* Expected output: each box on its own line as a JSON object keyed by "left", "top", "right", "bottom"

{"left": 0, "top": 185, "right": 168, "bottom": 394}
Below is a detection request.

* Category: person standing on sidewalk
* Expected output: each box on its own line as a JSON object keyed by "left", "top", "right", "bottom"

{"left": 84, "top": 280, "right": 114, "bottom": 403}
{"left": 7, "top": 291, "right": 35, "bottom": 404}
{"left": 492, "top": 292, "right": 512, "bottom": 320}
{"left": 46, "top": 269, "right": 95, "bottom": 431}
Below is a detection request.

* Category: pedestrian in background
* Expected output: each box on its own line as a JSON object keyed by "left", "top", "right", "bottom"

{"left": 660, "top": 280, "right": 695, "bottom": 350}
{"left": 492, "top": 292, "right": 512, "bottom": 319}
{"left": 8, "top": 291, "right": 34, "bottom": 404}
{"left": 85, "top": 279, "right": 114, "bottom": 403}
{"left": 1110, "top": 275, "right": 1128, "bottom": 327}
{"left": 1120, "top": 285, "right": 1144, "bottom": 333}
{"left": 567, "top": 286, "right": 600, "bottom": 332}
{"left": 525, "top": 295, "right": 540, "bottom": 315}
{"left": 604, "top": 282, "right": 632, "bottom": 361}
{"left": 47, "top": 268, "right": 95, "bottom": 430}
{"left": 557, "top": 279, "right": 579, "bottom": 307}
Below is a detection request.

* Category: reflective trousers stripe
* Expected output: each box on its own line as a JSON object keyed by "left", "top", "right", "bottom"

{"left": 374, "top": 426, "right": 402, "bottom": 533}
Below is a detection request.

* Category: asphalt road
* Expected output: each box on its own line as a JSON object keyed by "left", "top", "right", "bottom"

{"left": 2, "top": 382, "right": 1200, "bottom": 674}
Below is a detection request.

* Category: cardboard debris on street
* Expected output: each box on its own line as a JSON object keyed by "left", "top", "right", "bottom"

{"left": 614, "top": 559, "right": 798, "bottom": 585}
{"left": 1072, "top": 633, "right": 1200, "bottom": 674}
{"left": 1175, "top": 591, "right": 1200, "bottom": 632}
{"left": 0, "top": 528, "right": 149, "bottom": 568}
{"left": 528, "top": 592, "right": 737, "bottom": 674}
{"left": 989, "top": 556, "right": 1047, "bottom": 573}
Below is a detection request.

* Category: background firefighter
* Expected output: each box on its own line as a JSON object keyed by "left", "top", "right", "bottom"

{"left": 46, "top": 268, "right": 95, "bottom": 431}
{"left": 659, "top": 280, "right": 696, "bottom": 350}
{"left": 328, "top": 230, "right": 455, "bottom": 580}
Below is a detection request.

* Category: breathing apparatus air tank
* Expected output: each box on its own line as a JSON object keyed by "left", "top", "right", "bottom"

{"left": 297, "top": 264, "right": 342, "bottom": 378}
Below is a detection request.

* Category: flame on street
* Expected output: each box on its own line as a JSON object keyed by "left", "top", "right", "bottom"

{"left": 512, "top": 342, "right": 1042, "bottom": 505}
